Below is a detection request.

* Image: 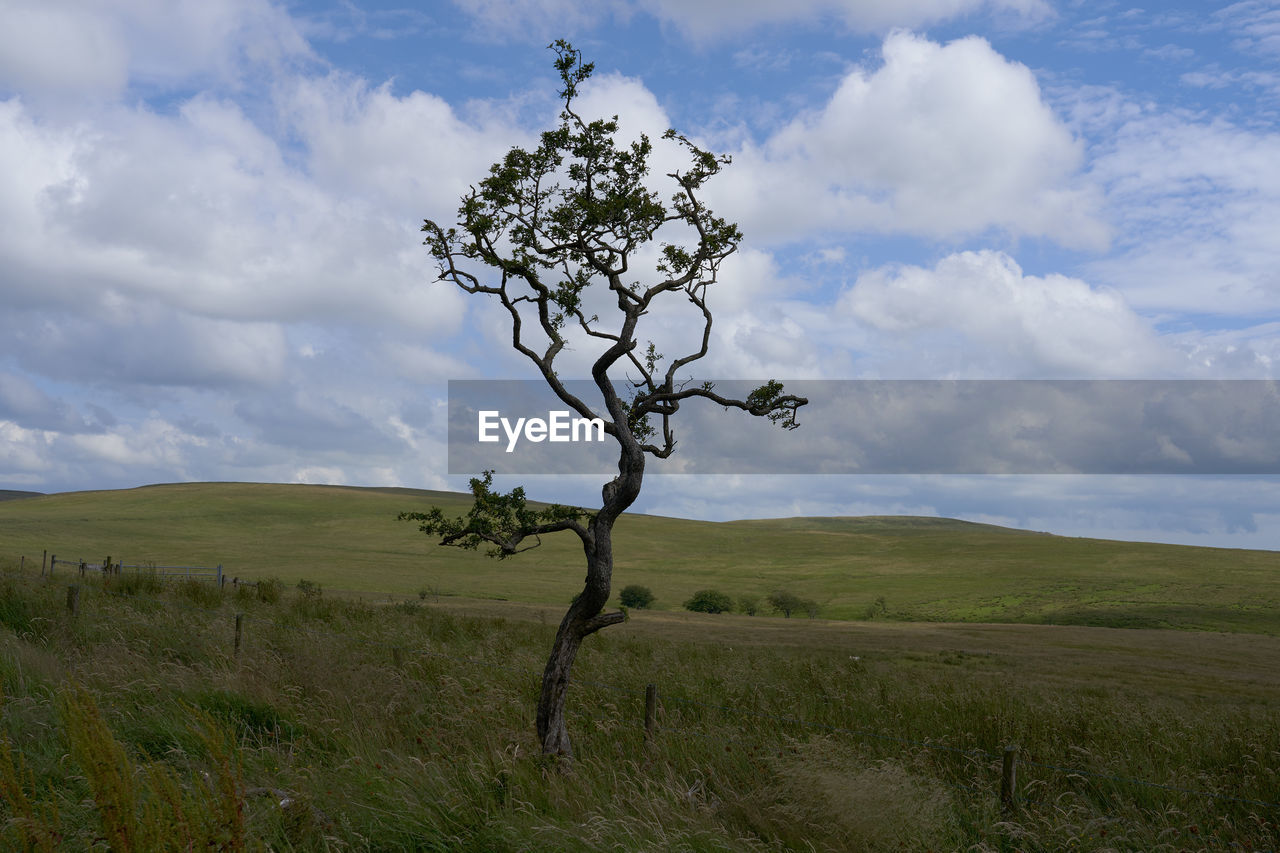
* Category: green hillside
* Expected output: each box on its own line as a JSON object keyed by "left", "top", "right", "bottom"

{"left": 1, "top": 481, "right": 1276, "bottom": 632}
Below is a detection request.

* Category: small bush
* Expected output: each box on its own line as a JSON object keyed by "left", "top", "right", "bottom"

{"left": 684, "top": 589, "right": 733, "bottom": 614}
{"left": 296, "top": 579, "right": 322, "bottom": 599}
{"left": 619, "top": 584, "right": 655, "bottom": 609}
{"left": 255, "top": 577, "right": 283, "bottom": 604}
{"left": 738, "top": 594, "right": 761, "bottom": 616}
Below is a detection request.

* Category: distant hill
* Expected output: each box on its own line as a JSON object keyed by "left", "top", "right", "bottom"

{"left": 1, "top": 481, "right": 1276, "bottom": 633}
{"left": 0, "top": 489, "right": 42, "bottom": 502}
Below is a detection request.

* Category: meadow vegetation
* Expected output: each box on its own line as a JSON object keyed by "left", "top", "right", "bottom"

{"left": 2, "top": 483, "right": 1278, "bottom": 634}
{"left": 2, "top": 556, "right": 1278, "bottom": 850}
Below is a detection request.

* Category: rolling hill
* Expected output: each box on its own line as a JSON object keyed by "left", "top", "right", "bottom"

{"left": 1, "top": 481, "right": 1276, "bottom": 632}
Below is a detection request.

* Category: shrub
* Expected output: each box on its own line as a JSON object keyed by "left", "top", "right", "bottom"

{"left": 684, "top": 589, "right": 733, "bottom": 614}
{"left": 619, "top": 584, "right": 655, "bottom": 609}
{"left": 255, "top": 577, "right": 283, "bottom": 604}
{"left": 296, "top": 579, "right": 322, "bottom": 600}
{"left": 737, "top": 594, "right": 761, "bottom": 616}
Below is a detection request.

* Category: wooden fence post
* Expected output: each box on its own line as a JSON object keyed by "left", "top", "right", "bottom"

{"left": 19, "top": 555, "right": 24, "bottom": 572}
{"left": 645, "top": 683, "right": 658, "bottom": 743}
{"left": 1001, "top": 744, "right": 1019, "bottom": 812}
{"left": 66, "top": 585, "right": 79, "bottom": 618}
{"left": 234, "top": 613, "right": 244, "bottom": 657}
{"left": 42, "top": 549, "right": 47, "bottom": 576}
{"left": 49, "top": 554, "right": 55, "bottom": 577}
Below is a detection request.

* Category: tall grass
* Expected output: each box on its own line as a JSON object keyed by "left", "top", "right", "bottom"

{"left": 1, "top": 555, "right": 1278, "bottom": 850}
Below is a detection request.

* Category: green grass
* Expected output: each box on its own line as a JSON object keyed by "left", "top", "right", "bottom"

{"left": 2, "top": 559, "right": 1278, "bottom": 850}
{"left": 2, "top": 482, "right": 1278, "bottom": 633}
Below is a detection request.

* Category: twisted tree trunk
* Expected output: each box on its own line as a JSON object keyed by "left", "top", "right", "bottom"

{"left": 536, "top": 449, "right": 641, "bottom": 758}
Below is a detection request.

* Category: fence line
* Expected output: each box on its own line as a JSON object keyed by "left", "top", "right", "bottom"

{"left": 47, "top": 554, "right": 222, "bottom": 585}
{"left": 9, "top": 559, "right": 1280, "bottom": 817}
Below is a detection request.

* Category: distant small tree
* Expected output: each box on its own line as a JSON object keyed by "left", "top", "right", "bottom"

{"left": 619, "top": 584, "right": 655, "bottom": 609}
{"left": 803, "top": 598, "right": 820, "bottom": 619}
{"left": 684, "top": 589, "right": 733, "bottom": 614}
{"left": 737, "top": 593, "right": 761, "bottom": 616}
{"left": 768, "top": 589, "right": 803, "bottom": 618}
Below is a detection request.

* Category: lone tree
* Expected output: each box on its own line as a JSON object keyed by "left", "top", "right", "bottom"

{"left": 401, "top": 41, "right": 807, "bottom": 759}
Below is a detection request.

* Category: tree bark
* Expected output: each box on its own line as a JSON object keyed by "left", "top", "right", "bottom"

{"left": 536, "top": 614, "right": 586, "bottom": 757}
{"left": 536, "top": 446, "right": 641, "bottom": 759}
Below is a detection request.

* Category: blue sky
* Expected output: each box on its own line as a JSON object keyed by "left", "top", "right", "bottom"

{"left": 1, "top": 0, "right": 1278, "bottom": 548}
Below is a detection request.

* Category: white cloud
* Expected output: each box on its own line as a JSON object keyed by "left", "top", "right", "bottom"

{"left": 0, "top": 0, "right": 312, "bottom": 101}
{"left": 0, "top": 3, "right": 129, "bottom": 98}
{"left": 282, "top": 72, "right": 521, "bottom": 217}
{"left": 1083, "top": 108, "right": 1280, "bottom": 316}
{"left": 713, "top": 32, "right": 1107, "bottom": 248}
{"left": 0, "top": 87, "right": 474, "bottom": 340}
{"left": 1217, "top": 1, "right": 1280, "bottom": 58}
{"left": 839, "top": 250, "right": 1172, "bottom": 377}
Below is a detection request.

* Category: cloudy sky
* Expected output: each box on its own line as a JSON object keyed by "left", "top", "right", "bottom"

{"left": 2, "top": 0, "right": 1278, "bottom": 549}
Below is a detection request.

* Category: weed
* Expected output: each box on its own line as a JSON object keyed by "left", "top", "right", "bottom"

{"left": 114, "top": 571, "right": 165, "bottom": 596}
{"left": 175, "top": 577, "right": 223, "bottom": 608}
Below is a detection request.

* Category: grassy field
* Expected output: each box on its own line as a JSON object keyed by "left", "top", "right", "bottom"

{"left": 1, "top": 559, "right": 1278, "bottom": 850}
{"left": 3, "top": 484, "right": 1280, "bottom": 849}
{"left": 1, "top": 482, "right": 1277, "bottom": 632}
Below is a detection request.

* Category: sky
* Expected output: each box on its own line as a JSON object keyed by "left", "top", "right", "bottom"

{"left": 1, "top": 0, "right": 1279, "bottom": 549}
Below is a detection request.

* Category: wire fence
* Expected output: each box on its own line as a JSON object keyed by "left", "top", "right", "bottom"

{"left": 7, "top": 561, "right": 1280, "bottom": 822}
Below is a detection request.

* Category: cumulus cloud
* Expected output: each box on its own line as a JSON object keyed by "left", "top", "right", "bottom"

{"left": 713, "top": 32, "right": 1107, "bottom": 248}
{"left": 839, "top": 250, "right": 1171, "bottom": 377}
{"left": 0, "top": 84, "right": 480, "bottom": 343}
{"left": 282, "top": 72, "right": 521, "bottom": 217}
{"left": 0, "top": 0, "right": 312, "bottom": 102}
